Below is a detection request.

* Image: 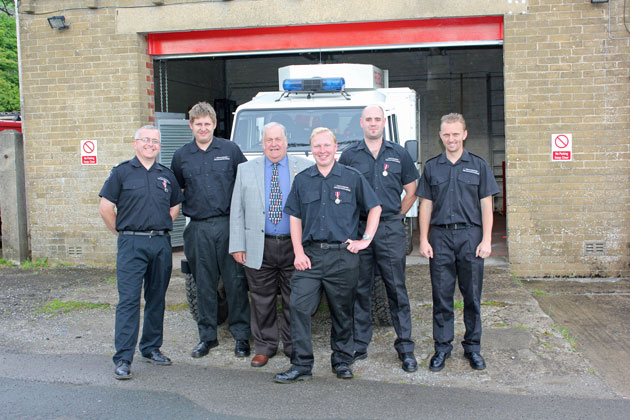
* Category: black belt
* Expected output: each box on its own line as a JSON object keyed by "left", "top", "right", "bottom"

{"left": 360, "top": 214, "right": 404, "bottom": 222}
{"left": 265, "top": 234, "right": 291, "bottom": 240}
{"left": 121, "top": 230, "right": 167, "bottom": 236}
{"left": 307, "top": 242, "right": 348, "bottom": 250}
{"left": 191, "top": 215, "right": 229, "bottom": 222}
{"left": 435, "top": 223, "right": 474, "bottom": 230}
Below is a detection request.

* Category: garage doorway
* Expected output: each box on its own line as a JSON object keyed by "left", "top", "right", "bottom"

{"left": 149, "top": 18, "right": 506, "bottom": 254}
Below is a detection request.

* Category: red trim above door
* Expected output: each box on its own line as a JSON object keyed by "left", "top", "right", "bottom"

{"left": 148, "top": 16, "right": 503, "bottom": 56}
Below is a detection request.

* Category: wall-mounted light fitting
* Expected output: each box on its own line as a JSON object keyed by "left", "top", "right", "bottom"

{"left": 47, "top": 16, "right": 70, "bottom": 30}
{"left": 590, "top": 0, "right": 608, "bottom": 3}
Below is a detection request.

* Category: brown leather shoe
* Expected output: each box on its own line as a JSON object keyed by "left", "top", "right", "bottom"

{"left": 250, "top": 354, "right": 270, "bottom": 368}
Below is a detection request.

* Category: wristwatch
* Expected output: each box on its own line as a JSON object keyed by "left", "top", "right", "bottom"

{"left": 362, "top": 234, "right": 372, "bottom": 241}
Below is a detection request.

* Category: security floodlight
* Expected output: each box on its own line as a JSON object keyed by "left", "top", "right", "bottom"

{"left": 47, "top": 16, "right": 70, "bottom": 30}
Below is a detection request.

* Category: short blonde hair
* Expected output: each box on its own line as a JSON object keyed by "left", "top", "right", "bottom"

{"left": 440, "top": 113, "right": 466, "bottom": 131}
{"left": 310, "top": 127, "right": 337, "bottom": 144}
{"left": 189, "top": 102, "right": 217, "bottom": 124}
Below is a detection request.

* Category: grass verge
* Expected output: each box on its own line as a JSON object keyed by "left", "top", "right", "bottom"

{"left": 36, "top": 299, "right": 110, "bottom": 314}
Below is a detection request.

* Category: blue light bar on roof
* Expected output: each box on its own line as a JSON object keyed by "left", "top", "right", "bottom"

{"left": 282, "top": 77, "right": 345, "bottom": 92}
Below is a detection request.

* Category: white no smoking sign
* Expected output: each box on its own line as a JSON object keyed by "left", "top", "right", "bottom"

{"left": 81, "top": 140, "right": 98, "bottom": 165}
{"left": 551, "top": 134, "right": 572, "bottom": 161}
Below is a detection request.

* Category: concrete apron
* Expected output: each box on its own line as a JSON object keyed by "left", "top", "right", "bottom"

{"left": 522, "top": 277, "right": 630, "bottom": 398}
{"left": 0, "top": 260, "right": 626, "bottom": 400}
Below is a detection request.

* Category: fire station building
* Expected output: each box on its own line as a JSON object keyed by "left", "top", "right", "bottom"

{"left": 12, "top": 0, "right": 629, "bottom": 277}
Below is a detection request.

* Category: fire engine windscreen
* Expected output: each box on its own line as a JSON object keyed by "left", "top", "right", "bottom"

{"left": 231, "top": 107, "right": 372, "bottom": 153}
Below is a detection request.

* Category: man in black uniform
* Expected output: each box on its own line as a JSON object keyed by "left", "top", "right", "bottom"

{"left": 339, "top": 104, "right": 419, "bottom": 373}
{"left": 417, "top": 113, "right": 499, "bottom": 372}
{"left": 99, "top": 125, "right": 183, "bottom": 380}
{"left": 274, "top": 127, "right": 381, "bottom": 384}
{"left": 171, "top": 102, "right": 251, "bottom": 359}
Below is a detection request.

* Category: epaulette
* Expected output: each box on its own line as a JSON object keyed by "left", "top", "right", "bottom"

{"left": 157, "top": 162, "right": 175, "bottom": 173}
{"left": 468, "top": 152, "right": 484, "bottom": 161}
{"left": 425, "top": 154, "right": 441, "bottom": 164}
{"left": 341, "top": 164, "right": 362, "bottom": 176}
{"left": 339, "top": 140, "right": 361, "bottom": 152}
{"left": 113, "top": 159, "right": 131, "bottom": 168}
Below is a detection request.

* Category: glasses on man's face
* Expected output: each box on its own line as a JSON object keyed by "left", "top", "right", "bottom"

{"left": 136, "top": 137, "right": 161, "bottom": 145}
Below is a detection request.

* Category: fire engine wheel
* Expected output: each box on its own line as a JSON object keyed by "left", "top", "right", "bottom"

{"left": 184, "top": 273, "right": 229, "bottom": 325}
{"left": 371, "top": 275, "right": 393, "bottom": 327}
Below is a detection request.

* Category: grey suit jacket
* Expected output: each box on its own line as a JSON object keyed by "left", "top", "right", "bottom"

{"left": 229, "top": 154, "right": 313, "bottom": 270}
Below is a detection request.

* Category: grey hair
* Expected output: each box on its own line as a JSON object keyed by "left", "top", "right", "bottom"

{"left": 262, "top": 121, "right": 287, "bottom": 140}
{"left": 135, "top": 125, "right": 160, "bottom": 140}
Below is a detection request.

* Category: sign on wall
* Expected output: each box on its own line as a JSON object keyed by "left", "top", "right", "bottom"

{"left": 551, "top": 134, "right": 572, "bottom": 161}
{"left": 81, "top": 140, "right": 97, "bottom": 165}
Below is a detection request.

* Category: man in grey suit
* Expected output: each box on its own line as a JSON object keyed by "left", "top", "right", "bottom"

{"left": 230, "top": 122, "right": 313, "bottom": 368}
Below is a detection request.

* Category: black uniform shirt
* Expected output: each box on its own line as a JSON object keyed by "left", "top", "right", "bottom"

{"left": 416, "top": 149, "right": 499, "bottom": 226}
{"left": 171, "top": 137, "right": 247, "bottom": 219}
{"left": 339, "top": 140, "right": 419, "bottom": 217}
{"left": 284, "top": 161, "right": 381, "bottom": 244}
{"left": 99, "top": 157, "right": 183, "bottom": 232}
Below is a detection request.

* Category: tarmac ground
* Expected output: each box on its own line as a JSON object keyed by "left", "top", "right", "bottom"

{"left": 1, "top": 256, "right": 628, "bottom": 401}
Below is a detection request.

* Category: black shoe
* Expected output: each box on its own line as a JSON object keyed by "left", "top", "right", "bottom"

{"left": 351, "top": 351, "right": 368, "bottom": 364}
{"left": 191, "top": 340, "right": 219, "bottom": 358}
{"left": 114, "top": 360, "right": 132, "bottom": 380}
{"left": 464, "top": 351, "right": 486, "bottom": 370}
{"left": 141, "top": 349, "right": 172, "bottom": 366}
{"left": 332, "top": 364, "right": 354, "bottom": 379}
{"left": 273, "top": 368, "right": 312, "bottom": 384}
{"left": 399, "top": 352, "right": 418, "bottom": 373}
{"left": 429, "top": 351, "right": 451, "bottom": 372}
{"left": 235, "top": 340, "right": 251, "bottom": 357}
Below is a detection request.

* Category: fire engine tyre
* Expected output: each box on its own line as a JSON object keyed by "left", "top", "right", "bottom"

{"left": 404, "top": 217, "right": 413, "bottom": 256}
{"left": 371, "top": 275, "right": 393, "bottom": 327}
{"left": 184, "top": 273, "right": 229, "bottom": 326}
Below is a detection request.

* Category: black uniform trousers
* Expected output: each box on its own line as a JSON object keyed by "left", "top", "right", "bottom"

{"left": 113, "top": 234, "right": 172, "bottom": 364}
{"left": 184, "top": 216, "right": 250, "bottom": 342}
{"left": 290, "top": 245, "right": 359, "bottom": 372}
{"left": 355, "top": 218, "right": 415, "bottom": 355}
{"left": 243, "top": 236, "right": 294, "bottom": 358}
{"left": 429, "top": 225, "right": 484, "bottom": 353}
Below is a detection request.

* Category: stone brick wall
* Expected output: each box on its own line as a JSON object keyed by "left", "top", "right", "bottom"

{"left": 504, "top": 0, "right": 630, "bottom": 277}
{"left": 16, "top": 0, "right": 629, "bottom": 276}
{"left": 18, "top": 3, "right": 154, "bottom": 265}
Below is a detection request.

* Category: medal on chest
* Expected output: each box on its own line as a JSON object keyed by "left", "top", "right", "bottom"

{"left": 383, "top": 164, "right": 389, "bottom": 177}
{"left": 335, "top": 191, "right": 341, "bottom": 204}
{"left": 162, "top": 180, "right": 168, "bottom": 192}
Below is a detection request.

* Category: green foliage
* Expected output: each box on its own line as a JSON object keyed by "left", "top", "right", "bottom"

{"left": 166, "top": 302, "right": 189, "bottom": 311}
{"left": 481, "top": 301, "right": 507, "bottom": 307}
{"left": 0, "top": 11, "right": 19, "bottom": 111}
{"left": 510, "top": 271, "right": 524, "bottom": 287}
{"left": 453, "top": 300, "right": 463, "bottom": 310}
{"left": 0, "top": 1, "right": 15, "bottom": 16}
{"left": 37, "top": 299, "right": 111, "bottom": 314}
{"left": 553, "top": 324, "right": 578, "bottom": 350}
{"left": 20, "top": 257, "right": 49, "bottom": 269}
{"left": 0, "top": 258, "right": 16, "bottom": 267}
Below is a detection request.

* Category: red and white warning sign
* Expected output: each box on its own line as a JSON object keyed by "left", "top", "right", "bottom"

{"left": 551, "top": 134, "right": 572, "bottom": 161}
{"left": 81, "top": 140, "right": 98, "bottom": 165}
